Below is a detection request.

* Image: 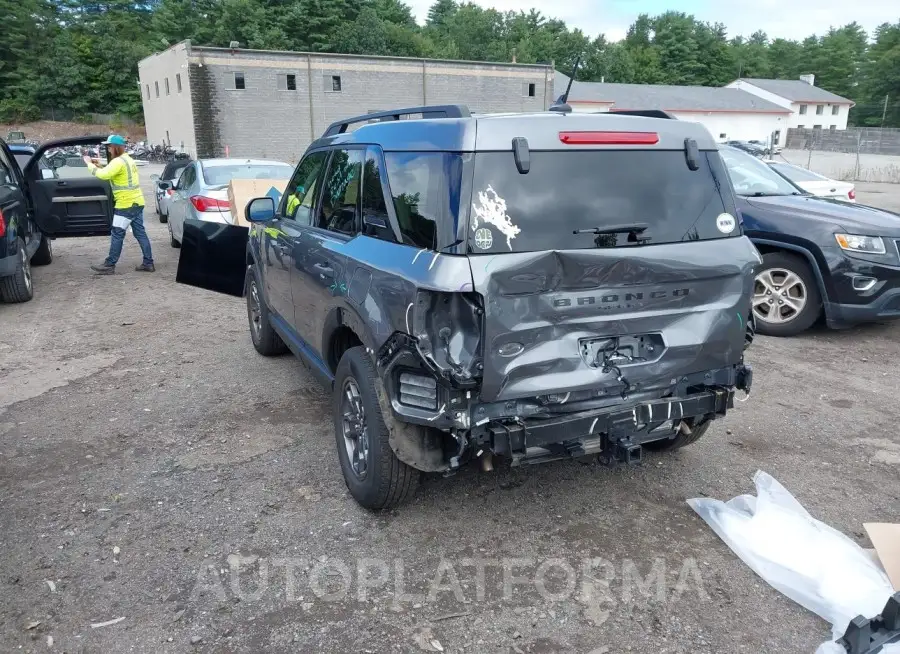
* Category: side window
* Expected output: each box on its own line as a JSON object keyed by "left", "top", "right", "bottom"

{"left": 282, "top": 151, "right": 329, "bottom": 225}
{"left": 383, "top": 152, "right": 447, "bottom": 250}
{"left": 177, "top": 165, "right": 195, "bottom": 189}
{"left": 361, "top": 148, "right": 395, "bottom": 242}
{"left": 0, "top": 154, "right": 14, "bottom": 186}
{"left": 315, "top": 149, "right": 363, "bottom": 236}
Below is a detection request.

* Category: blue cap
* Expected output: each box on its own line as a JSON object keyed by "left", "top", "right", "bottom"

{"left": 103, "top": 135, "right": 127, "bottom": 146}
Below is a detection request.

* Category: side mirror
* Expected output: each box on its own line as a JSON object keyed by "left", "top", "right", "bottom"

{"left": 150, "top": 174, "right": 160, "bottom": 182}
{"left": 246, "top": 197, "right": 275, "bottom": 223}
{"left": 158, "top": 180, "right": 174, "bottom": 190}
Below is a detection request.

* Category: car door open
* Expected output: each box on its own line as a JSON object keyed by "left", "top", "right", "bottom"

{"left": 24, "top": 136, "right": 113, "bottom": 237}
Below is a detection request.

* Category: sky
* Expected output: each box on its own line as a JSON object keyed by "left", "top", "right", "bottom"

{"left": 406, "top": 0, "right": 897, "bottom": 42}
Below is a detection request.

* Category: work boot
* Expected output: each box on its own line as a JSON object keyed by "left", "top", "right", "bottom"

{"left": 135, "top": 263, "right": 155, "bottom": 272}
{"left": 91, "top": 263, "right": 115, "bottom": 275}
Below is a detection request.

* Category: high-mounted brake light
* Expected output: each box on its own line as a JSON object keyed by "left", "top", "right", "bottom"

{"left": 848, "top": 189, "right": 856, "bottom": 200}
{"left": 558, "top": 131, "right": 659, "bottom": 145}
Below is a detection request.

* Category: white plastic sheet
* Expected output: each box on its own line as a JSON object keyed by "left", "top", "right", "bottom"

{"left": 688, "top": 471, "right": 898, "bottom": 653}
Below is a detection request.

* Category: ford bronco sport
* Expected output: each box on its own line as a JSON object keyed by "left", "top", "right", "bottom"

{"left": 177, "top": 105, "right": 757, "bottom": 510}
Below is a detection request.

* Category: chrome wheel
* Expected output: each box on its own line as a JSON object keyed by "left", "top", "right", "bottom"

{"left": 21, "top": 247, "right": 32, "bottom": 292}
{"left": 248, "top": 279, "right": 262, "bottom": 341}
{"left": 340, "top": 378, "right": 369, "bottom": 480}
{"left": 753, "top": 268, "right": 807, "bottom": 324}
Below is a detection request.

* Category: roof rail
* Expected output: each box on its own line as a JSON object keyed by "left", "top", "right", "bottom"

{"left": 607, "top": 109, "right": 678, "bottom": 120}
{"left": 323, "top": 105, "right": 471, "bottom": 137}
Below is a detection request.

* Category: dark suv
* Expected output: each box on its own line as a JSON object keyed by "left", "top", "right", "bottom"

{"left": 1, "top": 136, "right": 115, "bottom": 303}
{"left": 178, "top": 105, "right": 757, "bottom": 509}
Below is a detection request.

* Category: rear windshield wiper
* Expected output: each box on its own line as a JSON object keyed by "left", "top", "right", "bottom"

{"left": 574, "top": 224, "right": 651, "bottom": 246}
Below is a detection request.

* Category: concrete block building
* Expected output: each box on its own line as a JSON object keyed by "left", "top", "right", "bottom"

{"left": 138, "top": 41, "right": 554, "bottom": 163}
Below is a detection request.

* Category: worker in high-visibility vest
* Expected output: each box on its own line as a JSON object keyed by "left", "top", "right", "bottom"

{"left": 83, "top": 135, "right": 155, "bottom": 274}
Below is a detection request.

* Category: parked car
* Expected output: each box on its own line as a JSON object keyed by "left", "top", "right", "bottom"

{"left": 764, "top": 160, "right": 855, "bottom": 202}
{"left": 150, "top": 157, "right": 192, "bottom": 224}
{"left": 720, "top": 145, "right": 900, "bottom": 336}
{"left": 177, "top": 105, "right": 756, "bottom": 509}
{"left": 749, "top": 139, "right": 782, "bottom": 155}
{"left": 0, "top": 135, "right": 114, "bottom": 303}
{"left": 726, "top": 140, "right": 768, "bottom": 157}
{"left": 164, "top": 158, "right": 293, "bottom": 249}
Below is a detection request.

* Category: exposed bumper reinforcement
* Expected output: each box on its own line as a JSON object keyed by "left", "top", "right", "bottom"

{"left": 488, "top": 387, "right": 733, "bottom": 465}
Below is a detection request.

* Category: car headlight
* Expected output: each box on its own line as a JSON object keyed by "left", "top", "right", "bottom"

{"left": 834, "top": 233, "right": 886, "bottom": 254}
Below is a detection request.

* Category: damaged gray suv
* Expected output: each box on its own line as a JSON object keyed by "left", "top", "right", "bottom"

{"left": 177, "top": 104, "right": 757, "bottom": 510}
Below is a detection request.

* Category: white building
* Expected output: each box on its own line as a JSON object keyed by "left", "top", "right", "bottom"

{"left": 557, "top": 73, "right": 791, "bottom": 147}
{"left": 726, "top": 75, "right": 854, "bottom": 132}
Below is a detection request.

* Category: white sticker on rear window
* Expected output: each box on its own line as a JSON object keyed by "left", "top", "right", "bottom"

{"left": 474, "top": 227, "right": 493, "bottom": 250}
{"left": 472, "top": 185, "right": 521, "bottom": 250}
{"left": 716, "top": 213, "right": 736, "bottom": 234}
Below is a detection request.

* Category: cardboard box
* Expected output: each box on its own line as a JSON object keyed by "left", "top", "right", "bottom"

{"left": 227, "top": 178, "right": 289, "bottom": 226}
{"left": 865, "top": 523, "right": 900, "bottom": 591}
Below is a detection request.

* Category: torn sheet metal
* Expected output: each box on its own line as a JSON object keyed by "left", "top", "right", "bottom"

{"left": 688, "top": 471, "right": 899, "bottom": 653}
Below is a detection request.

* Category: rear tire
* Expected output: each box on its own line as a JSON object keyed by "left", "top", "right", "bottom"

{"left": 0, "top": 240, "right": 34, "bottom": 303}
{"left": 246, "top": 267, "right": 287, "bottom": 356}
{"left": 752, "top": 252, "right": 821, "bottom": 337}
{"left": 643, "top": 420, "right": 710, "bottom": 452}
{"left": 333, "top": 347, "right": 420, "bottom": 510}
{"left": 31, "top": 235, "right": 53, "bottom": 266}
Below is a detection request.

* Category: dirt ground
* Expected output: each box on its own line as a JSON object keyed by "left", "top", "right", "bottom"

{"left": 1, "top": 170, "right": 898, "bottom": 654}
{"left": 2, "top": 121, "right": 147, "bottom": 144}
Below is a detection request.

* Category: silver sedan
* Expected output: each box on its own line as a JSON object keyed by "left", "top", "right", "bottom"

{"left": 165, "top": 158, "right": 294, "bottom": 248}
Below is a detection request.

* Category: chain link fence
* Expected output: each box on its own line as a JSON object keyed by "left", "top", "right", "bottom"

{"left": 780, "top": 127, "right": 900, "bottom": 183}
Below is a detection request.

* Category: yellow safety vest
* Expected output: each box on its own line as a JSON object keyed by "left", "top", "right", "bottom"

{"left": 89, "top": 154, "right": 144, "bottom": 210}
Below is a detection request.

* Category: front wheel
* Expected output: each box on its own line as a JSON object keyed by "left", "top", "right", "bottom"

{"left": 333, "top": 347, "right": 420, "bottom": 510}
{"left": 752, "top": 252, "right": 822, "bottom": 337}
{"left": 168, "top": 222, "right": 180, "bottom": 249}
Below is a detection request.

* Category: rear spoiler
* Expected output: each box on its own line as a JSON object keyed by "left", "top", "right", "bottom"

{"left": 608, "top": 109, "right": 678, "bottom": 120}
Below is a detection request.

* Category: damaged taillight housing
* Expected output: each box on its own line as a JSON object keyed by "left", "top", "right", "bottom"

{"left": 411, "top": 290, "right": 483, "bottom": 384}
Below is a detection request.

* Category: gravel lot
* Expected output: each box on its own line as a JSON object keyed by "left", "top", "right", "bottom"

{"left": 1, "top": 169, "right": 898, "bottom": 654}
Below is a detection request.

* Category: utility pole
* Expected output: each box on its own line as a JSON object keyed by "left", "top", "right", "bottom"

{"left": 881, "top": 94, "right": 889, "bottom": 127}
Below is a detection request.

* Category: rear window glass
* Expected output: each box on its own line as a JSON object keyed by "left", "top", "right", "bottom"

{"left": 202, "top": 163, "right": 293, "bottom": 186}
{"left": 769, "top": 162, "right": 827, "bottom": 183}
{"left": 467, "top": 150, "right": 737, "bottom": 253}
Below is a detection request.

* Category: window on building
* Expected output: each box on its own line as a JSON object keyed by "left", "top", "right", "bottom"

{"left": 816, "top": 104, "right": 824, "bottom": 115}
{"left": 145, "top": 84, "right": 150, "bottom": 99}
{"left": 277, "top": 73, "right": 297, "bottom": 91}
{"left": 774, "top": 130, "right": 781, "bottom": 144}
{"left": 813, "top": 124, "right": 822, "bottom": 130}
{"left": 176, "top": 74, "right": 182, "bottom": 93}
{"left": 361, "top": 148, "right": 394, "bottom": 242}
{"left": 799, "top": 104, "right": 807, "bottom": 115}
{"left": 154, "top": 81, "right": 159, "bottom": 98}
{"left": 797, "top": 125, "right": 805, "bottom": 129}
{"left": 234, "top": 72, "right": 246, "bottom": 90}
{"left": 719, "top": 133, "right": 727, "bottom": 139}
{"left": 316, "top": 149, "right": 363, "bottom": 235}
{"left": 165, "top": 77, "right": 170, "bottom": 96}
{"left": 832, "top": 105, "right": 839, "bottom": 116}
{"left": 332, "top": 75, "right": 342, "bottom": 92}
{"left": 830, "top": 125, "right": 837, "bottom": 131}
{"left": 282, "top": 151, "right": 329, "bottom": 225}
{"left": 527, "top": 83, "right": 536, "bottom": 97}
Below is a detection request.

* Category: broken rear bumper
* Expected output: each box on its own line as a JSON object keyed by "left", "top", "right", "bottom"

{"left": 486, "top": 386, "right": 734, "bottom": 464}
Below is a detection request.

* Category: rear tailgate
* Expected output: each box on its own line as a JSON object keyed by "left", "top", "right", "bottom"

{"left": 470, "top": 239, "right": 758, "bottom": 401}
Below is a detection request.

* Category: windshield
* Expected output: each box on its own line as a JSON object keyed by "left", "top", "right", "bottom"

{"left": 720, "top": 147, "right": 803, "bottom": 197}
{"left": 466, "top": 150, "right": 738, "bottom": 253}
{"left": 202, "top": 163, "right": 293, "bottom": 186}
{"left": 768, "top": 162, "right": 829, "bottom": 183}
